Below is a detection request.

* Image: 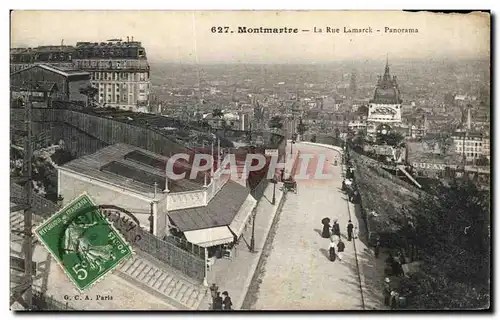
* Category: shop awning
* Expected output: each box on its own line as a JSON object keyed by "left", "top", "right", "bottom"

{"left": 184, "top": 226, "right": 234, "bottom": 248}
{"left": 228, "top": 194, "right": 257, "bottom": 238}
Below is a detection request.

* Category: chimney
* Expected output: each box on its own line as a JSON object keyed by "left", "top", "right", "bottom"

{"left": 127, "top": 36, "right": 129, "bottom": 42}
{"left": 131, "top": 36, "right": 134, "bottom": 42}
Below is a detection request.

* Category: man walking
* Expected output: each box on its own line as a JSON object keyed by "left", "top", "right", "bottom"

{"left": 213, "top": 292, "right": 223, "bottom": 310}
{"left": 331, "top": 220, "right": 340, "bottom": 237}
{"left": 337, "top": 240, "right": 345, "bottom": 261}
{"left": 347, "top": 220, "right": 354, "bottom": 241}
{"left": 328, "top": 240, "right": 336, "bottom": 262}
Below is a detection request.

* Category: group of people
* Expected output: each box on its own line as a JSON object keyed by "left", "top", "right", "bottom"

{"left": 212, "top": 290, "right": 233, "bottom": 311}
{"left": 322, "top": 219, "right": 358, "bottom": 262}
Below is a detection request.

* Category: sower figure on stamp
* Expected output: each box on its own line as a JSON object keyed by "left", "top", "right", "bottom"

{"left": 347, "top": 220, "right": 354, "bottom": 241}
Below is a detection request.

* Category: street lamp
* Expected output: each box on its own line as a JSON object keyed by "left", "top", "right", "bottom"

{"left": 250, "top": 210, "right": 256, "bottom": 252}
{"left": 271, "top": 178, "right": 277, "bottom": 205}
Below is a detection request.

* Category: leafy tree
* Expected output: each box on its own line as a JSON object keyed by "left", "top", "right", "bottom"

{"left": 79, "top": 85, "right": 98, "bottom": 108}
{"left": 269, "top": 116, "right": 284, "bottom": 131}
{"left": 334, "top": 128, "right": 341, "bottom": 139}
{"left": 296, "top": 118, "right": 307, "bottom": 136}
{"left": 212, "top": 108, "right": 224, "bottom": 118}
{"left": 476, "top": 155, "right": 489, "bottom": 166}
{"left": 400, "top": 179, "right": 490, "bottom": 309}
{"left": 376, "top": 131, "right": 404, "bottom": 146}
{"left": 438, "top": 133, "right": 454, "bottom": 155}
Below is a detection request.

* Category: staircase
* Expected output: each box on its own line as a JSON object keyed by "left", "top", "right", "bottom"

{"left": 117, "top": 254, "right": 208, "bottom": 310}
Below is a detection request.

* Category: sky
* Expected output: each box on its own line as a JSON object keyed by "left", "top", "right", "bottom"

{"left": 10, "top": 10, "right": 490, "bottom": 64}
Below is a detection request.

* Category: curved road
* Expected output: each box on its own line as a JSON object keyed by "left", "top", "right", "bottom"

{"left": 246, "top": 142, "right": 384, "bottom": 310}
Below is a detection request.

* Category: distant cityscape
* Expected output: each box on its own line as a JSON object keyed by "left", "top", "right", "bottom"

{"left": 10, "top": 34, "right": 490, "bottom": 311}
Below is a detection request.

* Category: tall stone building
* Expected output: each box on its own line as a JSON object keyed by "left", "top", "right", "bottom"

{"left": 366, "top": 58, "right": 403, "bottom": 136}
{"left": 10, "top": 37, "right": 151, "bottom": 111}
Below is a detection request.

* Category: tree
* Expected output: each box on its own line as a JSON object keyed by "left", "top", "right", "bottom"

{"left": 400, "top": 179, "right": 490, "bottom": 309}
{"left": 334, "top": 128, "right": 341, "bottom": 139}
{"left": 376, "top": 131, "right": 404, "bottom": 146}
{"left": 476, "top": 155, "right": 489, "bottom": 166}
{"left": 212, "top": 108, "right": 224, "bottom": 118}
{"left": 269, "top": 116, "right": 283, "bottom": 131}
{"left": 79, "top": 85, "right": 98, "bottom": 108}
{"left": 438, "top": 133, "right": 454, "bottom": 155}
{"left": 296, "top": 118, "right": 307, "bottom": 136}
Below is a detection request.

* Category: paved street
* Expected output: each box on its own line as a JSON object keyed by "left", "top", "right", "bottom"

{"left": 248, "top": 142, "right": 385, "bottom": 310}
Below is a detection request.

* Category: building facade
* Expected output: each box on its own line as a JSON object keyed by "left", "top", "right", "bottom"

{"left": 10, "top": 64, "right": 90, "bottom": 104}
{"left": 366, "top": 59, "right": 403, "bottom": 136}
{"left": 10, "top": 38, "right": 151, "bottom": 111}
{"left": 451, "top": 131, "right": 485, "bottom": 163}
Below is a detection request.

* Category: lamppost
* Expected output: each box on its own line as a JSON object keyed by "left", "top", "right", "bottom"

{"left": 250, "top": 209, "right": 256, "bottom": 252}
{"left": 271, "top": 178, "right": 277, "bottom": 205}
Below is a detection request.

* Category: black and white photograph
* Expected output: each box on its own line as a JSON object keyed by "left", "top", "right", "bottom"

{"left": 8, "top": 9, "right": 491, "bottom": 311}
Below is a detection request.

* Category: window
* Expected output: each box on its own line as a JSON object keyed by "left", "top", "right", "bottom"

{"left": 123, "top": 94, "right": 127, "bottom": 101}
{"left": 116, "top": 95, "right": 120, "bottom": 102}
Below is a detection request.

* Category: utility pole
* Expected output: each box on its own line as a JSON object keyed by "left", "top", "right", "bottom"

{"left": 10, "top": 89, "right": 34, "bottom": 310}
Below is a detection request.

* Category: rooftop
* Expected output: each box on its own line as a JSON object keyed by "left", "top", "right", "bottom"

{"left": 168, "top": 180, "right": 250, "bottom": 232}
{"left": 11, "top": 64, "right": 90, "bottom": 78}
{"left": 60, "top": 143, "right": 205, "bottom": 195}
{"left": 370, "top": 58, "right": 402, "bottom": 105}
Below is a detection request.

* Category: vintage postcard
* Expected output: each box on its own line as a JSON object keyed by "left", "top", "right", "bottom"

{"left": 10, "top": 10, "right": 490, "bottom": 311}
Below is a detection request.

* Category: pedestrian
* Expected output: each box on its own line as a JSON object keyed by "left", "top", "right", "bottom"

{"left": 353, "top": 225, "right": 359, "bottom": 239}
{"left": 337, "top": 240, "right": 345, "bottom": 261}
{"left": 350, "top": 190, "right": 359, "bottom": 203}
{"left": 383, "top": 278, "right": 391, "bottom": 306}
{"left": 322, "top": 221, "right": 331, "bottom": 238}
{"left": 213, "top": 292, "right": 223, "bottom": 310}
{"left": 390, "top": 291, "right": 400, "bottom": 310}
{"left": 331, "top": 220, "right": 340, "bottom": 237}
{"left": 222, "top": 291, "right": 233, "bottom": 310}
{"left": 328, "top": 240, "right": 337, "bottom": 262}
{"left": 374, "top": 238, "right": 381, "bottom": 258}
{"left": 347, "top": 220, "right": 354, "bottom": 241}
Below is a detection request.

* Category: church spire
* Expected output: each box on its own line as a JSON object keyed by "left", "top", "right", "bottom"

{"left": 380, "top": 53, "right": 392, "bottom": 86}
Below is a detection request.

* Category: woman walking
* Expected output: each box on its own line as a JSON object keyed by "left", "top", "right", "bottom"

{"left": 328, "top": 240, "right": 337, "bottom": 262}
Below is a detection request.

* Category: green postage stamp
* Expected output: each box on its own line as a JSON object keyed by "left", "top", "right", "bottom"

{"left": 35, "top": 193, "right": 133, "bottom": 291}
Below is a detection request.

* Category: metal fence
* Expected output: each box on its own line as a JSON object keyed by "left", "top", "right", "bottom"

{"left": 164, "top": 235, "right": 205, "bottom": 260}
{"left": 31, "top": 291, "right": 74, "bottom": 311}
{"left": 136, "top": 230, "right": 206, "bottom": 282}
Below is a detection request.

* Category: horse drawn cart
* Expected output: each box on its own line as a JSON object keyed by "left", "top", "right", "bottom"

{"left": 283, "top": 178, "right": 297, "bottom": 194}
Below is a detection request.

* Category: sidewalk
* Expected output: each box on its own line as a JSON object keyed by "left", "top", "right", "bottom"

{"left": 198, "top": 149, "right": 299, "bottom": 310}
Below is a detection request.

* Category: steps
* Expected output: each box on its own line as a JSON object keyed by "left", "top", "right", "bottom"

{"left": 117, "top": 255, "right": 208, "bottom": 310}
